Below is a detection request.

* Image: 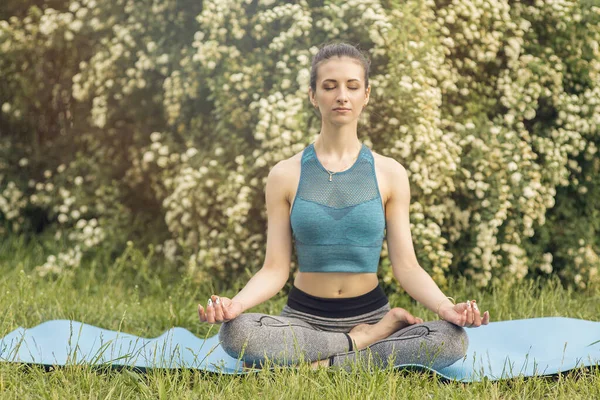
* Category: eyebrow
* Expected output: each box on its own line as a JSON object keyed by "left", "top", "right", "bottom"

{"left": 322, "top": 79, "right": 361, "bottom": 84}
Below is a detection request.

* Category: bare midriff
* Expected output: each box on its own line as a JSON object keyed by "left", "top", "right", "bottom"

{"left": 293, "top": 271, "right": 380, "bottom": 298}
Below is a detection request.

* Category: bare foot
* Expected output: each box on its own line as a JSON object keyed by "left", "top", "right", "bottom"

{"left": 311, "top": 359, "right": 330, "bottom": 369}
{"left": 348, "top": 308, "right": 423, "bottom": 350}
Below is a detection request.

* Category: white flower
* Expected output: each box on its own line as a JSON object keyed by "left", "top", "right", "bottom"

{"left": 157, "top": 54, "right": 169, "bottom": 64}
{"left": 69, "top": 2, "right": 80, "bottom": 12}
{"left": 297, "top": 54, "right": 308, "bottom": 65}
{"left": 296, "top": 68, "right": 310, "bottom": 88}
{"left": 523, "top": 186, "right": 535, "bottom": 199}
{"left": 158, "top": 145, "right": 169, "bottom": 156}
{"left": 143, "top": 151, "right": 155, "bottom": 163}
{"left": 76, "top": 8, "right": 88, "bottom": 19}
{"left": 185, "top": 148, "right": 198, "bottom": 158}
{"left": 70, "top": 20, "right": 83, "bottom": 32}
{"left": 150, "top": 132, "right": 162, "bottom": 142}
{"left": 157, "top": 157, "right": 168, "bottom": 168}
{"left": 511, "top": 172, "right": 522, "bottom": 184}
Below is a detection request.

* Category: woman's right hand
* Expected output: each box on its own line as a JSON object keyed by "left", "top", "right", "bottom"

{"left": 198, "top": 295, "right": 244, "bottom": 324}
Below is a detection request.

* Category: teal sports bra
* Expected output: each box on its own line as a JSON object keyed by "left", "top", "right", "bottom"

{"left": 290, "top": 142, "right": 386, "bottom": 273}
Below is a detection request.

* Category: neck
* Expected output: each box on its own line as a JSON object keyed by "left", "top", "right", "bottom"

{"left": 314, "top": 121, "right": 361, "bottom": 161}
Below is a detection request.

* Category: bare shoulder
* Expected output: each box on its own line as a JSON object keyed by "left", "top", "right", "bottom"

{"left": 269, "top": 151, "right": 302, "bottom": 176}
{"left": 370, "top": 149, "right": 409, "bottom": 183}
{"left": 268, "top": 151, "right": 302, "bottom": 183}
{"left": 266, "top": 150, "right": 303, "bottom": 203}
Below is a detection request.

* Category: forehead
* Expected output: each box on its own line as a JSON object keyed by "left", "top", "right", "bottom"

{"left": 316, "top": 56, "right": 364, "bottom": 83}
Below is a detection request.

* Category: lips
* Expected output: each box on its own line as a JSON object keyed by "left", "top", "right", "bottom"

{"left": 333, "top": 108, "right": 351, "bottom": 111}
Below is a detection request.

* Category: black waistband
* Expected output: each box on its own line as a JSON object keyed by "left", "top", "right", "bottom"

{"left": 286, "top": 284, "right": 389, "bottom": 318}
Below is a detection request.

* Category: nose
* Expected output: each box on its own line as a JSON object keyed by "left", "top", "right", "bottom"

{"left": 336, "top": 87, "right": 349, "bottom": 104}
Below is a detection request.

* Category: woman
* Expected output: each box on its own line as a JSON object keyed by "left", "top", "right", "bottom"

{"left": 198, "top": 42, "right": 490, "bottom": 370}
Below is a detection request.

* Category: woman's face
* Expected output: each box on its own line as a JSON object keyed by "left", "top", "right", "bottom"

{"left": 309, "top": 56, "right": 370, "bottom": 126}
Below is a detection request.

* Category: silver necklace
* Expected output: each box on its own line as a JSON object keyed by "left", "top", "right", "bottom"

{"left": 317, "top": 143, "right": 362, "bottom": 182}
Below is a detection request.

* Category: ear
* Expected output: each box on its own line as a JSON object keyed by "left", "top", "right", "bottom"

{"left": 364, "top": 84, "right": 371, "bottom": 106}
{"left": 308, "top": 87, "right": 317, "bottom": 107}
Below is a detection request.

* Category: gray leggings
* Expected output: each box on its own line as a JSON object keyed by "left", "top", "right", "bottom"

{"left": 219, "top": 303, "right": 469, "bottom": 370}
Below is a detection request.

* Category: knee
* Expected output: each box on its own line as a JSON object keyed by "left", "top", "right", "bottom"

{"left": 431, "top": 320, "right": 469, "bottom": 361}
{"left": 218, "top": 314, "right": 257, "bottom": 359}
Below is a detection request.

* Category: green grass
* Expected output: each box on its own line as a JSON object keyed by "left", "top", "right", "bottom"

{"left": 1, "top": 234, "right": 600, "bottom": 399}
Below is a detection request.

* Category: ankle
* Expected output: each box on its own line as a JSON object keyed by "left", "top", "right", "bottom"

{"left": 347, "top": 332, "right": 366, "bottom": 351}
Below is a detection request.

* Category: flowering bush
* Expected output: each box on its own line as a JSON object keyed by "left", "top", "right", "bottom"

{"left": 1, "top": 0, "right": 599, "bottom": 289}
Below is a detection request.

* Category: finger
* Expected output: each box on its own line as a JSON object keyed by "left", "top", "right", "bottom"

{"left": 213, "top": 296, "right": 225, "bottom": 322}
{"left": 471, "top": 300, "right": 482, "bottom": 327}
{"left": 450, "top": 308, "right": 467, "bottom": 327}
{"left": 198, "top": 304, "right": 207, "bottom": 322}
{"left": 222, "top": 303, "right": 233, "bottom": 321}
{"left": 466, "top": 300, "right": 475, "bottom": 327}
{"left": 206, "top": 298, "right": 216, "bottom": 324}
{"left": 465, "top": 301, "right": 473, "bottom": 326}
{"left": 456, "top": 302, "right": 469, "bottom": 313}
{"left": 482, "top": 311, "right": 490, "bottom": 324}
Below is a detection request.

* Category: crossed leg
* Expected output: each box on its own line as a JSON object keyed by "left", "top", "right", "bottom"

{"left": 330, "top": 320, "right": 469, "bottom": 371}
{"left": 218, "top": 308, "right": 465, "bottom": 369}
{"left": 219, "top": 313, "right": 348, "bottom": 367}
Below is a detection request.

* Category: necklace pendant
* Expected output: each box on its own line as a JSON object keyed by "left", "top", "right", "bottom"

{"left": 328, "top": 173, "right": 333, "bottom": 182}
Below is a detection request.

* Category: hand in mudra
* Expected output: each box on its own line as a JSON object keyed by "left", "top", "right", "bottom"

{"left": 198, "top": 295, "right": 244, "bottom": 324}
{"left": 438, "top": 300, "right": 490, "bottom": 328}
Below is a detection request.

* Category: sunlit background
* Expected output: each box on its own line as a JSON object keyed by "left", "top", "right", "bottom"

{"left": 1, "top": 0, "right": 599, "bottom": 291}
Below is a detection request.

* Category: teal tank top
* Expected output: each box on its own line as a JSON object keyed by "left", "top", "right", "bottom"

{"left": 290, "top": 142, "right": 386, "bottom": 273}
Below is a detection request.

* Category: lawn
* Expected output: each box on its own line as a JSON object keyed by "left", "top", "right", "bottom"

{"left": 1, "top": 235, "right": 599, "bottom": 399}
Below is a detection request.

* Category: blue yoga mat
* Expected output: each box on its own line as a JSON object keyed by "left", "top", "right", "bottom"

{"left": 1, "top": 317, "right": 599, "bottom": 381}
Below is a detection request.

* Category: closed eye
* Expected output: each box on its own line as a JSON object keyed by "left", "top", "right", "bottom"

{"left": 323, "top": 87, "right": 360, "bottom": 91}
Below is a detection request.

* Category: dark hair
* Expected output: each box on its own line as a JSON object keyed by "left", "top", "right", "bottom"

{"left": 310, "top": 42, "right": 371, "bottom": 93}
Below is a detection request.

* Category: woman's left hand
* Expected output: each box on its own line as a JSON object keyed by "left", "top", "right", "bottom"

{"left": 438, "top": 300, "right": 490, "bottom": 328}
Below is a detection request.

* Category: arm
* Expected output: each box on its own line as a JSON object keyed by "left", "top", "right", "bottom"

{"left": 199, "top": 161, "right": 293, "bottom": 322}
{"left": 384, "top": 160, "right": 489, "bottom": 326}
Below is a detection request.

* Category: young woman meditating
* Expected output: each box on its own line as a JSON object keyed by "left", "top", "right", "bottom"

{"left": 198, "top": 42, "right": 490, "bottom": 370}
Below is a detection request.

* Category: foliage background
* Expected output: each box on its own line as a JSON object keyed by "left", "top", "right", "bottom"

{"left": 1, "top": 0, "right": 599, "bottom": 290}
